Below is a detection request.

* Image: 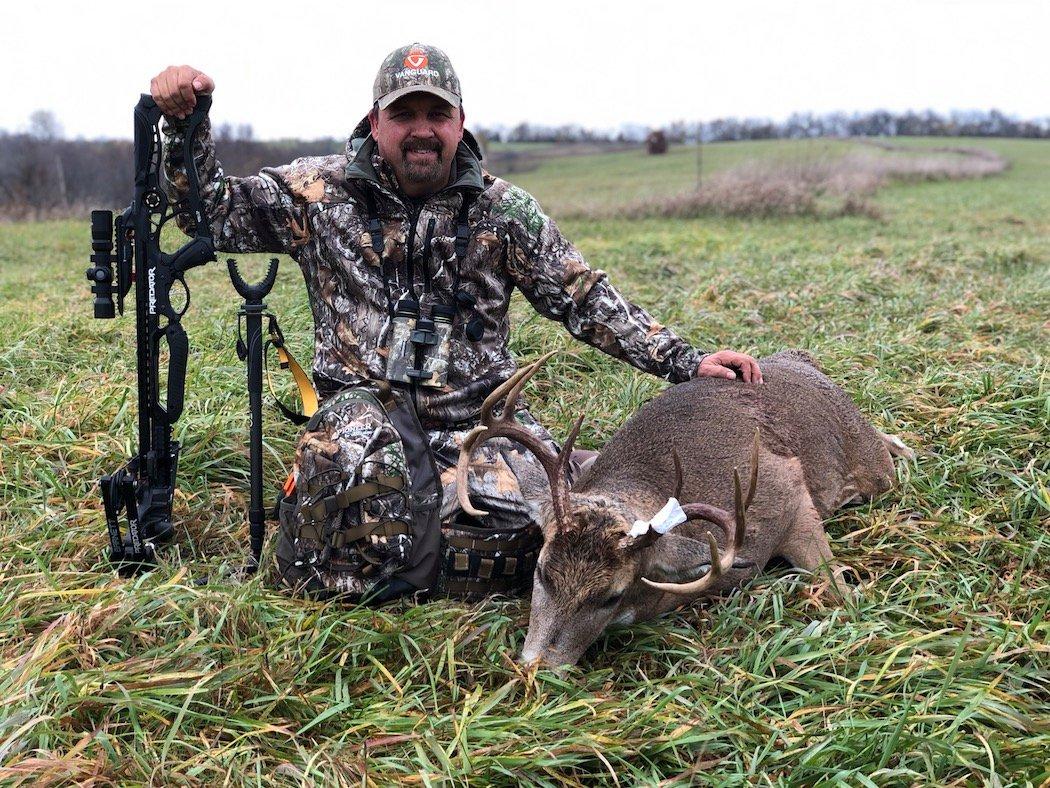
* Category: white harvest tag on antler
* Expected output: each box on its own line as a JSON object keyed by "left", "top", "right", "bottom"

{"left": 627, "top": 498, "right": 687, "bottom": 538}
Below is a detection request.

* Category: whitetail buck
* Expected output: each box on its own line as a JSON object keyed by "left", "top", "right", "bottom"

{"left": 457, "top": 350, "right": 912, "bottom": 667}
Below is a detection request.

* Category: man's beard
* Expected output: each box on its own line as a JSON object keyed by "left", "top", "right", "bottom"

{"left": 400, "top": 141, "right": 446, "bottom": 186}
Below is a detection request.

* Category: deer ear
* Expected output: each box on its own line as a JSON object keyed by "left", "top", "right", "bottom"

{"left": 640, "top": 533, "right": 713, "bottom": 584}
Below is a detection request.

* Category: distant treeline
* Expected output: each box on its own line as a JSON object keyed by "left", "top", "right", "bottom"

{"left": 481, "top": 108, "right": 1050, "bottom": 143}
{"left": 1, "top": 108, "right": 1046, "bottom": 219}
{"left": 0, "top": 120, "right": 346, "bottom": 220}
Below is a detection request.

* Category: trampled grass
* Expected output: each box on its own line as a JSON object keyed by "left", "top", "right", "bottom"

{"left": 0, "top": 137, "right": 1047, "bottom": 785}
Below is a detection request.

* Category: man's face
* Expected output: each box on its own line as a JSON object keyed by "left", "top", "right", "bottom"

{"left": 369, "top": 92, "right": 465, "bottom": 199}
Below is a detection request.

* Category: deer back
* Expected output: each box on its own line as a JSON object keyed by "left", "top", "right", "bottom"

{"left": 575, "top": 350, "right": 892, "bottom": 517}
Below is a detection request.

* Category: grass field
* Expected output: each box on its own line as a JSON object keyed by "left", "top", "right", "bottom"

{"left": 0, "top": 137, "right": 1047, "bottom": 785}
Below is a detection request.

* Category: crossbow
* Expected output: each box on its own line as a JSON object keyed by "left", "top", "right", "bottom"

{"left": 86, "top": 94, "right": 216, "bottom": 574}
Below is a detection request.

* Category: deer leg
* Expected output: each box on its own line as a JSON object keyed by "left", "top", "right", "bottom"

{"left": 646, "top": 534, "right": 766, "bottom": 618}
{"left": 776, "top": 502, "right": 848, "bottom": 596}
{"left": 649, "top": 562, "right": 765, "bottom": 618}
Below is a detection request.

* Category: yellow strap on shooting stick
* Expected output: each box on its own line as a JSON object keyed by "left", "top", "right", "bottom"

{"left": 265, "top": 319, "right": 318, "bottom": 422}
{"left": 276, "top": 343, "right": 318, "bottom": 417}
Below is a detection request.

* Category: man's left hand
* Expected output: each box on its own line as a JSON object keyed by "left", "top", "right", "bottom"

{"left": 696, "top": 350, "right": 763, "bottom": 383}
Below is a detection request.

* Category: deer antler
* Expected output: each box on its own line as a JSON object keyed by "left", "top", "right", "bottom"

{"left": 641, "top": 429, "right": 760, "bottom": 596}
{"left": 456, "top": 352, "right": 581, "bottom": 529}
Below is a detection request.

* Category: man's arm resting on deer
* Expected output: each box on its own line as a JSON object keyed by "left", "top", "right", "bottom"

{"left": 498, "top": 187, "right": 762, "bottom": 383}
{"left": 153, "top": 65, "right": 305, "bottom": 255}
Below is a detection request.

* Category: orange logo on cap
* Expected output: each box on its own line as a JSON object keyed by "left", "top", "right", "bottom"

{"left": 404, "top": 47, "right": 428, "bottom": 69}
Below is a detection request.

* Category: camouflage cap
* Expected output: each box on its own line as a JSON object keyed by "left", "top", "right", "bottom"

{"left": 373, "top": 43, "right": 462, "bottom": 110}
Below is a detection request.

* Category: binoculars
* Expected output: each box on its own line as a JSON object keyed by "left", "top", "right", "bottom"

{"left": 386, "top": 295, "right": 455, "bottom": 388}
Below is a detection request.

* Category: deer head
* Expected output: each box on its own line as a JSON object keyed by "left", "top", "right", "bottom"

{"left": 456, "top": 354, "right": 758, "bottom": 667}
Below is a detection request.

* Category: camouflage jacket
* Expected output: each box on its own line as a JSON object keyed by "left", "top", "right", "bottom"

{"left": 163, "top": 119, "right": 705, "bottom": 427}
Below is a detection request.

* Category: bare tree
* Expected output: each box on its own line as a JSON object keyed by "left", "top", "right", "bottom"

{"left": 28, "top": 110, "right": 63, "bottom": 140}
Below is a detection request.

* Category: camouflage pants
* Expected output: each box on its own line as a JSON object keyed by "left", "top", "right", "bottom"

{"left": 277, "top": 385, "right": 559, "bottom": 598}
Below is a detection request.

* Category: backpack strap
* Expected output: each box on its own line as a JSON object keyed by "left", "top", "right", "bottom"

{"left": 451, "top": 192, "right": 475, "bottom": 291}
{"left": 363, "top": 188, "right": 395, "bottom": 314}
{"left": 454, "top": 192, "right": 474, "bottom": 262}
{"left": 299, "top": 474, "right": 406, "bottom": 527}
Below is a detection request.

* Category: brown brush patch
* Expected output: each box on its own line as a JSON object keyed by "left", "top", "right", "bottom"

{"left": 559, "top": 144, "right": 1009, "bottom": 221}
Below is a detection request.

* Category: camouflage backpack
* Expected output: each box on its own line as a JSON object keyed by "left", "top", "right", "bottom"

{"left": 273, "top": 382, "right": 442, "bottom": 603}
{"left": 272, "top": 381, "right": 541, "bottom": 603}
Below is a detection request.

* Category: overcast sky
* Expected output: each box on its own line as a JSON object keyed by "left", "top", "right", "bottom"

{"left": 4, "top": 0, "right": 1046, "bottom": 140}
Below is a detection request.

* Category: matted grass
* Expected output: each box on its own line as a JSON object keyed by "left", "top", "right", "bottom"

{"left": 0, "top": 137, "right": 1047, "bottom": 785}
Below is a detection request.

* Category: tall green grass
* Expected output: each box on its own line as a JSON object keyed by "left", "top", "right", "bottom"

{"left": 0, "top": 137, "right": 1046, "bottom": 785}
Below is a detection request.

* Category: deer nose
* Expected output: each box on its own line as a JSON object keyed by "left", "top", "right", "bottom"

{"left": 517, "top": 647, "right": 570, "bottom": 672}
{"left": 517, "top": 650, "right": 540, "bottom": 667}
{"left": 519, "top": 625, "right": 565, "bottom": 666}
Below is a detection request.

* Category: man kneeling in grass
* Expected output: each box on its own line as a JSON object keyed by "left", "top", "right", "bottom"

{"left": 151, "top": 43, "right": 761, "bottom": 598}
